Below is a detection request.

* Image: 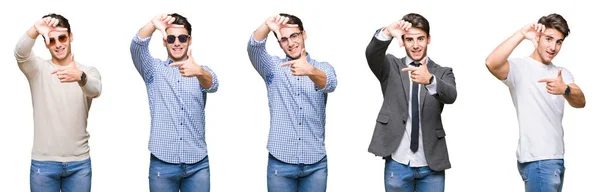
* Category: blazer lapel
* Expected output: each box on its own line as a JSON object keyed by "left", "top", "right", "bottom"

{"left": 398, "top": 57, "right": 410, "bottom": 103}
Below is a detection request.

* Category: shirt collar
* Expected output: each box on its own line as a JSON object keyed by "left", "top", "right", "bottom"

{"left": 406, "top": 56, "right": 428, "bottom": 66}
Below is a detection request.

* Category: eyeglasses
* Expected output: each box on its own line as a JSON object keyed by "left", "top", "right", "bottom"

{"left": 279, "top": 32, "right": 303, "bottom": 44}
{"left": 166, "top": 34, "right": 190, "bottom": 44}
{"left": 48, "top": 35, "right": 68, "bottom": 46}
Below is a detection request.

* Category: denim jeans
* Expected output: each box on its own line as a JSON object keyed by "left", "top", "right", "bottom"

{"left": 267, "top": 153, "right": 328, "bottom": 192}
{"left": 149, "top": 154, "right": 210, "bottom": 192}
{"left": 384, "top": 158, "right": 445, "bottom": 192}
{"left": 518, "top": 159, "right": 565, "bottom": 192}
{"left": 30, "top": 158, "right": 92, "bottom": 192}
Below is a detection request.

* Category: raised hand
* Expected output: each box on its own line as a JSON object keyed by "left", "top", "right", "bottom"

{"left": 520, "top": 23, "right": 545, "bottom": 48}
{"left": 152, "top": 14, "right": 185, "bottom": 40}
{"left": 34, "top": 17, "right": 68, "bottom": 45}
{"left": 265, "top": 15, "right": 299, "bottom": 40}
{"left": 51, "top": 54, "right": 83, "bottom": 83}
{"left": 280, "top": 49, "right": 315, "bottom": 76}
{"left": 401, "top": 63, "right": 433, "bottom": 85}
{"left": 169, "top": 48, "right": 203, "bottom": 77}
{"left": 538, "top": 69, "right": 568, "bottom": 95}
{"left": 384, "top": 20, "right": 411, "bottom": 47}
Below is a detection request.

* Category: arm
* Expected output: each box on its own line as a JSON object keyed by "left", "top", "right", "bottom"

{"left": 565, "top": 83, "right": 585, "bottom": 108}
{"left": 80, "top": 67, "right": 102, "bottom": 98}
{"left": 485, "top": 31, "right": 525, "bottom": 80}
{"left": 14, "top": 26, "right": 42, "bottom": 75}
{"left": 486, "top": 23, "right": 544, "bottom": 80}
{"left": 430, "top": 68, "right": 457, "bottom": 104}
{"left": 130, "top": 24, "right": 157, "bottom": 82}
{"left": 365, "top": 28, "right": 393, "bottom": 83}
{"left": 247, "top": 24, "right": 275, "bottom": 80}
{"left": 198, "top": 66, "right": 218, "bottom": 93}
{"left": 311, "top": 62, "right": 337, "bottom": 93}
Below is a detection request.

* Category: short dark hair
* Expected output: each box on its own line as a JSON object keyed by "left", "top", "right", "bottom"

{"left": 538, "top": 13, "right": 570, "bottom": 38}
{"left": 168, "top": 13, "right": 192, "bottom": 36}
{"left": 401, "top": 13, "right": 430, "bottom": 37}
{"left": 272, "top": 13, "right": 304, "bottom": 39}
{"left": 42, "top": 13, "right": 71, "bottom": 34}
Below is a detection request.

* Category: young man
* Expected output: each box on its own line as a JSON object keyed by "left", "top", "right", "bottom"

{"left": 130, "top": 13, "right": 219, "bottom": 192}
{"left": 247, "top": 13, "right": 337, "bottom": 192}
{"left": 485, "top": 13, "right": 586, "bottom": 192}
{"left": 365, "top": 13, "right": 457, "bottom": 192}
{"left": 15, "top": 13, "right": 102, "bottom": 192}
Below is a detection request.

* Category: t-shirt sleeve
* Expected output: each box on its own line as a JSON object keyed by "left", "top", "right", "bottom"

{"left": 559, "top": 67, "right": 574, "bottom": 85}
{"left": 502, "top": 58, "right": 520, "bottom": 89}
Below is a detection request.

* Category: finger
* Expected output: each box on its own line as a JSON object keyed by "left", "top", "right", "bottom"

{"left": 170, "top": 24, "right": 185, "bottom": 28}
{"left": 534, "top": 23, "right": 539, "bottom": 32}
{"left": 43, "top": 34, "right": 50, "bottom": 45}
{"left": 284, "top": 24, "right": 298, "bottom": 28}
{"left": 169, "top": 62, "right": 184, "bottom": 67}
{"left": 50, "top": 68, "right": 62, "bottom": 74}
{"left": 281, "top": 61, "right": 295, "bottom": 67}
{"left": 538, "top": 78, "right": 554, "bottom": 83}
{"left": 405, "top": 22, "right": 412, "bottom": 31}
{"left": 401, "top": 67, "right": 418, "bottom": 72}
{"left": 541, "top": 24, "right": 546, "bottom": 33}
{"left": 282, "top": 17, "right": 289, "bottom": 26}
{"left": 275, "top": 15, "right": 282, "bottom": 24}
{"left": 50, "top": 18, "right": 58, "bottom": 27}
{"left": 167, "top": 17, "right": 176, "bottom": 25}
{"left": 275, "top": 31, "right": 282, "bottom": 40}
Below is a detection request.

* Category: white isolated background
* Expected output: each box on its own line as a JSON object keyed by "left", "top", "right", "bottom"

{"left": 0, "top": 0, "right": 597, "bottom": 191}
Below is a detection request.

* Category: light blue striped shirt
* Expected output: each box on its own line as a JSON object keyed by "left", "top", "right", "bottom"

{"left": 247, "top": 35, "right": 337, "bottom": 164}
{"left": 130, "top": 35, "right": 218, "bottom": 164}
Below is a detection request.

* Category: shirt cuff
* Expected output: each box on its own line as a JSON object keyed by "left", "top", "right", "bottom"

{"left": 425, "top": 75, "right": 437, "bottom": 95}
{"left": 375, "top": 28, "right": 393, "bottom": 41}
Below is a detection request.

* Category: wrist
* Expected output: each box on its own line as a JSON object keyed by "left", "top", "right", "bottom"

{"left": 382, "top": 27, "right": 392, "bottom": 37}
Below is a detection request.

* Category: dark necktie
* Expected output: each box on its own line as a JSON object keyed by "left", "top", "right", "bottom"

{"left": 410, "top": 62, "right": 421, "bottom": 152}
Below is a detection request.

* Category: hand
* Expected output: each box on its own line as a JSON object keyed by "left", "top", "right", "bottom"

{"left": 169, "top": 48, "right": 203, "bottom": 77}
{"left": 280, "top": 49, "right": 315, "bottom": 76}
{"left": 265, "top": 15, "right": 298, "bottom": 40}
{"left": 538, "top": 69, "right": 568, "bottom": 95}
{"left": 384, "top": 20, "right": 411, "bottom": 47}
{"left": 401, "top": 64, "right": 433, "bottom": 85}
{"left": 520, "top": 23, "right": 545, "bottom": 48}
{"left": 34, "top": 17, "right": 68, "bottom": 45}
{"left": 151, "top": 14, "right": 185, "bottom": 40}
{"left": 51, "top": 54, "right": 83, "bottom": 83}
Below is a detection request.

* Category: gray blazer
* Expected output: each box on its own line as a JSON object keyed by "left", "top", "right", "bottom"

{"left": 365, "top": 30, "right": 457, "bottom": 171}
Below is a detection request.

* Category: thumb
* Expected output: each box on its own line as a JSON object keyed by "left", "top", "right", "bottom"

{"left": 187, "top": 47, "right": 193, "bottom": 58}
{"left": 43, "top": 33, "right": 50, "bottom": 45}
{"left": 161, "top": 28, "right": 167, "bottom": 40}
{"left": 69, "top": 54, "right": 77, "bottom": 68}
{"left": 557, "top": 69, "right": 563, "bottom": 78}
{"left": 169, "top": 62, "right": 184, "bottom": 67}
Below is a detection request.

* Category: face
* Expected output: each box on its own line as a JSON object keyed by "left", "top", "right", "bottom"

{"left": 535, "top": 28, "right": 564, "bottom": 64}
{"left": 278, "top": 27, "right": 306, "bottom": 60}
{"left": 402, "top": 28, "right": 430, "bottom": 63}
{"left": 163, "top": 27, "right": 191, "bottom": 62}
{"left": 45, "top": 31, "right": 72, "bottom": 61}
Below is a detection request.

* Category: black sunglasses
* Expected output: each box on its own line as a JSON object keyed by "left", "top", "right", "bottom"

{"left": 49, "top": 35, "right": 68, "bottom": 46}
{"left": 166, "top": 34, "right": 190, "bottom": 44}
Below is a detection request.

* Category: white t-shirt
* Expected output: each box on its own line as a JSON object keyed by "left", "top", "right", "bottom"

{"left": 503, "top": 57, "right": 574, "bottom": 163}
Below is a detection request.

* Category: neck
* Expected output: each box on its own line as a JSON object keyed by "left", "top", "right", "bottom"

{"left": 52, "top": 53, "right": 71, "bottom": 66}
{"left": 529, "top": 51, "right": 550, "bottom": 65}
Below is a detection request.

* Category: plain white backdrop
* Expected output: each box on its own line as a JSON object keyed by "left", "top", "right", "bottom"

{"left": 0, "top": 0, "right": 597, "bottom": 191}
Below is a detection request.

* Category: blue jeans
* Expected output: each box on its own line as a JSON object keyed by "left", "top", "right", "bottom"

{"left": 30, "top": 158, "right": 92, "bottom": 192}
{"left": 267, "top": 154, "right": 328, "bottom": 192}
{"left": 384, "top": 158, "right": 445, "bottom": 192}
{"left": 518, "top": 159, "right": 565, "bottom": 192}
{"left": 149, "top": 154, "right": 210, "bottom": 192}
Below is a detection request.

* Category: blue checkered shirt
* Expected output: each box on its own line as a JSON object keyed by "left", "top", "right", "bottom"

{"left": 130, "top": 35, "right": 219, "bottom": 164}
{"left": 247, "top": 35, "right": 337, "bottom": 164}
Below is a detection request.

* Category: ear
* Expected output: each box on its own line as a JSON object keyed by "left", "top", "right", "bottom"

{"left": 163, "top": 39, "right": 167, "bottom": 47}
{"left": 188, "top": 36, "right": 192, "bottom": 46}
{"left": 69, "top": 32, "right": 74, "bottom": 42}
{"left": 427, "top": 35, "right": 431, "bottom": 44}
{"left": 302, "top": 30, "right": 307, "bottom": 41}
